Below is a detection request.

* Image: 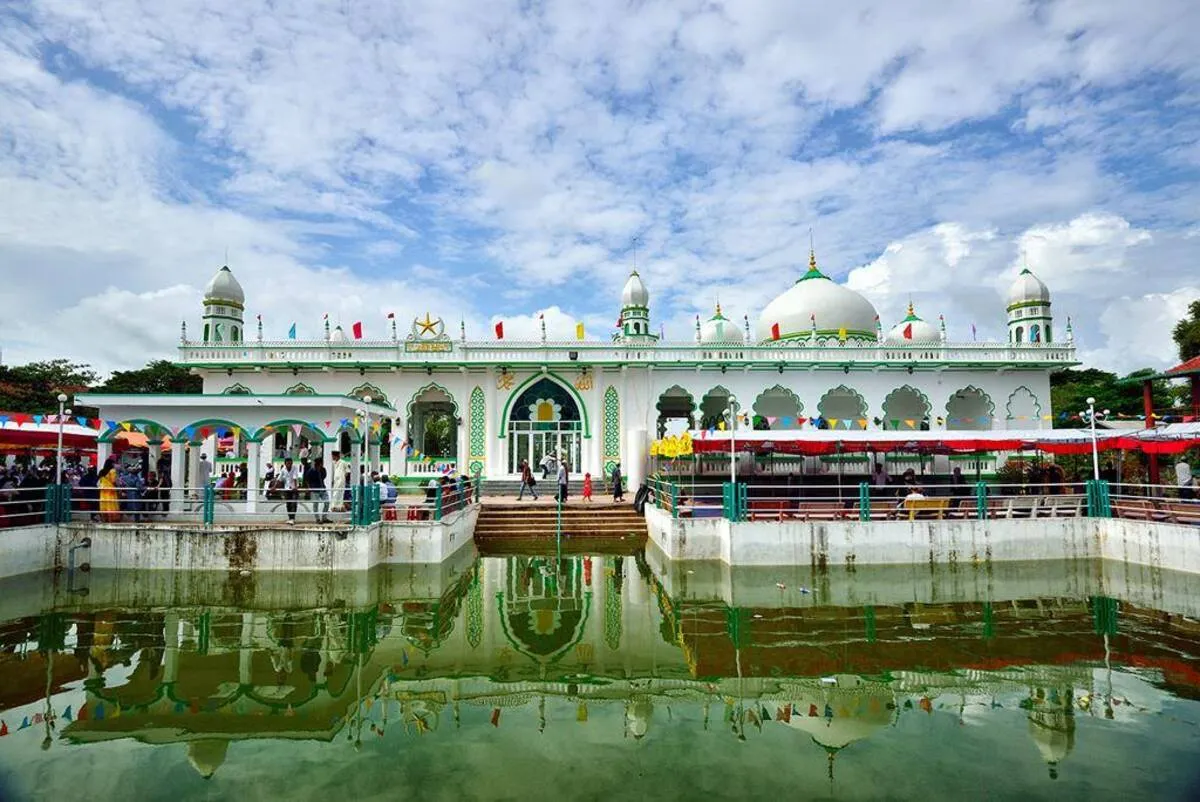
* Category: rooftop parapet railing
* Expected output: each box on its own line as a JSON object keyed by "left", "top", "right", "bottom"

{"left": 177, "top": 339, "right": 1077, "bottom": 367}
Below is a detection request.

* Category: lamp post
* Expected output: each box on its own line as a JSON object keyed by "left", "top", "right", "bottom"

{"left": 55, "top": 393, "right": 68, "bottom": 485}
{"left": 727, "top": 396, "right": 739, "bottom": 485}
{"left": 361, "top": 395, "right": 373, "bottom": 477}
{"left": 1086, "top": 396, "right": 1099, "bottom": 482}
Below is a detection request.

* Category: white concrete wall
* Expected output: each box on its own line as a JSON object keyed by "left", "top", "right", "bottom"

{"left": 647, "top": 513, "right": 1200, "bottom": 576}
{"left": 0, "top": 509, "right": 478, "bottom": 580}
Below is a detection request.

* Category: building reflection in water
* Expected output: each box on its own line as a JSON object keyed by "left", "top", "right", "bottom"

{"left": 0, "top": 554, "right": 1197, "bottom": 783}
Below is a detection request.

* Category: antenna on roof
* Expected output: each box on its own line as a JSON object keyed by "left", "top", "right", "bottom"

{"left": 224, "top": 246, "right": 229, "bottom": 267}
{"left": 632, "top": 237, "right": 639, "bottom": 273}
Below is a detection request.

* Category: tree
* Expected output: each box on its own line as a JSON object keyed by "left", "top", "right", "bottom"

{"left": 0, "top": 360, "right": 98, "bottom": 414}
{"left": 1050, "top": 367, "right": 1172, "bottom": 427}
{"left": 1173, "top": 299, "right": 1200, "bottom": 362}
{"left": 99, "top": 360, "right": 202, "bottom": 395}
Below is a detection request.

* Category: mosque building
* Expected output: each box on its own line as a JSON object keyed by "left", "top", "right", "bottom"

{"left": 84, "top": 250, "right": 1076, "bottom": 488}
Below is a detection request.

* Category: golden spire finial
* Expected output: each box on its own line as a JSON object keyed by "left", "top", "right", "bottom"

{"left": 715, "top": 301, "right": 722, "bottom": 316}
{"left": 907, "top": 299, "right": 915, "bottom": 316}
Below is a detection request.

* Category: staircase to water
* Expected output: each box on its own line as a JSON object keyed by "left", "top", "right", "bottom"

{"left": 473, "top": 501, "right": 648, "bottom": 555}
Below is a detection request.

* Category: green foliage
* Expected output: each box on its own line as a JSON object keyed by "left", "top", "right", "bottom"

{"left": 1172, "top": 299, "right": 1200, "bottom": 362}
{"left": 422, "top": 412, "right": 456, "bottom": 456}
{"left": 1050, "top": 367, "right": 1172, "bottom": 426}
{"left": 0, "top": 360, "right": 98, "bottom": 414}
{"left": 99, "top": 360, "right": 201, "bottom": 394}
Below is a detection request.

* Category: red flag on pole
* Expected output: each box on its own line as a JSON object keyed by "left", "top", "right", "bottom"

{"left": 903, "top": 323, "right": 913, "bottom": 339}
{"left": 494, "top": 321, "right": 504, "bottom": 339}
{"left": 352, "top": 321, "right": 363, "bottom": 339}
{"left": 770, "top": 322, "right": 781, "bottom": 341}
{"left": 386, "top": 312, "right": 395, "bottom": 319}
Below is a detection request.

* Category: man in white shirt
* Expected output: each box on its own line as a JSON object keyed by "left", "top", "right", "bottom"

{"left": 1177, "top": 460, "right": 1195, "bottom": 500}
{"left": 197, "top": 453, "right": 212, "bottom": 488}
{"left": 330, "top": 451, "right": 347, "bottom": 512}
{"left": 279, "top": 457, "right": 302, "bottom": 524}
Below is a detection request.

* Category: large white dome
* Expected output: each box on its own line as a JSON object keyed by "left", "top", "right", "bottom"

{"left": 699, "top": 305, "right": 744, "bottom": 345}
{"left": 621, "top": 271, "right": 649, "bottom": 308}
{"left": 330, "top": 325, "right": 347, "bottom": 342}
{"left": 884, "top": 303, "right": 941, "bottom": 344}
{"left": 757, "top": 254, "right": 878, "bottom": 344}
{"left": 1007, "top": 268, "right": 1050, "bottom": 307}
{"left": 204, "top": 265, "right": 245, "bottom": 305}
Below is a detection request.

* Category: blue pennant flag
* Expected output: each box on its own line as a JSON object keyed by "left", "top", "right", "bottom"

{"left": 32, "top": 415, "right": 43, "bottom": 424}
{"left": 62, "top": 705, "right": 73, "bottom": 721}
{"left": 288, "top": 323, "right": 297, "bottom": 339}
{"left": 76, "top": 416, "right": 88, "bottom": 427}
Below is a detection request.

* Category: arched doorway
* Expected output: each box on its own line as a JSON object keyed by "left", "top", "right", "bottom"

{"left": 699, "top": 386, "right": 733, "bottom": 430}
{"left": 408, "top": 385, "right": 459, "bottom": 462}
{"left": 656, "top": 386, "right": 694, "bottom": 437}
{"left": 881, "top": 386, "right": 930, "bottom": 430}
{"left": 507, "top": 378, "right": 583, "bottom": 474}
{"left": 752, "top": 385, "right": 804, "bottom": 430}
{"left": 946, "top": 387, "right": 994, "bottom": 431}
{"left": 817, "top": 386, "right": 868, "bottom": 429}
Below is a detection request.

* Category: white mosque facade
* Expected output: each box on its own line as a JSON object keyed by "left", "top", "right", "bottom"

{"left": 88, "top": 253, "right": 1076, "bottom": 487}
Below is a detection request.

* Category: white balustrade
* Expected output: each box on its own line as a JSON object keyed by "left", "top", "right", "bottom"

{"left": 179, "top": 339, "right": 1076, "bottom": 368}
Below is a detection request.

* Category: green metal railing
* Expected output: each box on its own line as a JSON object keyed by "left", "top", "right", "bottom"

{"left": 1085, "top": 479, "right": 1112, "bottom": 518}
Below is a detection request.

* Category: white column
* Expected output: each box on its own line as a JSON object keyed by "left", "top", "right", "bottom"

{"left": 323, "top": 440, "right": 336, "bottom": 474}
{"left": 262, "top": 433, "right": 276, "bottom": 471}
{"left": 187, "top": 444, "right": 201, "bottom": 490}
{"left": 456, "top": 417, "right": 468, "bottom": 475}
{"left": 350, "top": 440, "right": 362, "bottom": 485}
{"left": 203, "top": 434, "right": 217, "bottom": 462}
{"left": 169, "top": 442, "right": 186, "bottom": 513}
{"left": 148, "top": 442, "right": 162, "bottom": 472}
{"left": 625, "top": 428, "right": 647, "bottom": 491}
{"left": 484, "top": 367, "right": 498, "bottom": 479}
{"left": 245, "top": 441, "right": 261, "bottom": 514}
{"left": 96, "top": 440, "right": 112, "bottom": 469}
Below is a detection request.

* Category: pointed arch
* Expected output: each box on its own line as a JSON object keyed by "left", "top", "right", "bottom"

{"left": 1005, "top": 386, "right": 1042, "bottom": 426}
{"left": 945, "top": 386, "right": 995, "bottom": 431}
{"left": 817, "top": 386, "right": 868, "bottom": 429}
{"left": 348, "top": 382, "right": 390, "bottom": 406}
{"left": 407, "top": 383, "right": 460, "bottom": 418}
{"left": 221, "top": 383, "right": 252, "bottom": 395}
{"left": 655, "top": 385, "right": 694, "bottom": 437}
{"left": 881, "top": 385, "right": 931, "bottom": 430}
{"left": 498, "top": 372, "right": 591, "bottom": 438}
{"left": 698, "top": 385, "right": 734, "bottom": 429}
{"left": 753, "top": 385, "right": 804, "bottom": 430}
{"left": 176, "top": 418, "right": 248, "bottom": 443}
{"left": 284, "top": 382, "right": 317, "bottom": 395}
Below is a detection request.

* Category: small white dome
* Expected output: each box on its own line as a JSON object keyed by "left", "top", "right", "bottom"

{"left": 757, "top": 253, "right": 878, "bottom": 343}
{"left": 885, "top": 303, "right": 941, "bottom": 344}
{"left": 330, "top": 325, "right": 347, "bottom": 342}
{"left": 1007, "top": 268, "right": 1050, "bottom": 307}
{"left": 621, "top": 271, "right": 649, "bottom": 308}
{"left": 204, "top": 265, "right": 245, "bottom": 305}
{"left": 700, "top": 305, "right": 744, "bottom": 345}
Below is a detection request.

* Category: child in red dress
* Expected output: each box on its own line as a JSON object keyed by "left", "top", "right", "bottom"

{"left": 582, "top": 472, "right": 593, "bottom": 502}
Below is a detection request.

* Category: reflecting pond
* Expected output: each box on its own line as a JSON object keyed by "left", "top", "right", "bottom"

{"left": 1, "top": 552, "right": 1199, "bottom": 801}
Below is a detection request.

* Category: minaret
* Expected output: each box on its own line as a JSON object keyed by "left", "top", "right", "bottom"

{"left": 201, "top": 265, "right": 245, "bottom": 343}
{"left": 1006, "top": 267, "right": 1053, "bottom": 345}
{"left": 617, "top": 270, "right": 658, "bottom": 343}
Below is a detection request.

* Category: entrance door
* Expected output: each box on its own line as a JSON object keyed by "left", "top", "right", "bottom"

{"left": 505, "top": 377, "right": 585, "bottom": 477}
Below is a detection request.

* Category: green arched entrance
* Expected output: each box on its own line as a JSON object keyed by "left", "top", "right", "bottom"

{"left": 506, "top": 377, "right": 583, "bottom": 475}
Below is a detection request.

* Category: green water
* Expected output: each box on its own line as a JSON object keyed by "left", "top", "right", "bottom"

{"left": 0, "top": 553, "right": 1198, "bottom": 801}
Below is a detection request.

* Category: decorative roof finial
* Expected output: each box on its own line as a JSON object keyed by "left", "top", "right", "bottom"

{"left": 256, "top": 314, "right": 263, "bottom": 342}
{"left": 460, "top": 318, "right": 466, "bottom": 342}
{"left": 907, "top": 299, "right": 916, "bottom": 317}
{"left": 1066, "top": 316, "right": 1074, "bottom": 344}
{"left": 181, "top": 320, "right": 187, "bottom": 344}
{"left": 744, "top": 314, "right": 751, "bottom": 342}
{"left": 939, "top": 314, "right": 947, "bottom": 343}
{"left": 695, "top": 315, "right": 701, "bottom": 343}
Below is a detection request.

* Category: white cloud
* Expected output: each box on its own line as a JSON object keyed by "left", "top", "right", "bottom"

{"left": 0, "top": 0, "right": 1198, "bottom": 378}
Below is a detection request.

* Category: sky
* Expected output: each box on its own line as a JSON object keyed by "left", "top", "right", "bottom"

{"left": 1, "top": 0, "right": 1198, "bottom": 376}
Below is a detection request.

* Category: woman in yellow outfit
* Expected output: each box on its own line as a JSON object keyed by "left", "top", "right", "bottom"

{"left": 98, "top": 457, "right": 120, "bottom": 522}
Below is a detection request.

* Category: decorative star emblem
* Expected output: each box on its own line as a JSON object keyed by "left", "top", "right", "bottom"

{"left": 417, "top": 313, "right": 439, "bottom": 335}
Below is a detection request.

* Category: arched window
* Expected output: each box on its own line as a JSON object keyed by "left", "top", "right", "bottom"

{"left": 1030, "top": 324, "right": 1041, "bottom": 343}
{"left": 1015, "top": 326, "right": 1024, "bottom": 343}
{"left": 203, "top": 323, "right": 210, "bottom": 341}
{"left": 231, "top": 326, "right": 240, "bottom": 342}
{"left": 1045, "top": 324, "right": 1052, "bottom": 343}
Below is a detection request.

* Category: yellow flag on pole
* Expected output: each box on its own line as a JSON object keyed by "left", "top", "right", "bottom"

{"left": 575, "top": 322, "right": 585, "bottom": 340}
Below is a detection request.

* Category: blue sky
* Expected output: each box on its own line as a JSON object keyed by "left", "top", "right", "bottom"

{"left": 1, "top": 0, "right": 1198, "bottom": 373}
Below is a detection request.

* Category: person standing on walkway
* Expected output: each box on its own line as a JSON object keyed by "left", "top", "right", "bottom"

{"left": 280, "top": 457, "right": 302, "bottom": 525}
{"left": 518, "top": 459, "right": 538, "bottom": 500}
{"left": 329, "top": 451, "right": 347, "bottom": 512}
{"left": 582, "top": 472, "right": 593, "bottom": 502}
{"left": 540, "top": 452, "right": 556, "bottom": 480}
{"left": 557, "top": 460, "right": 569, "bottom": 503}
{"left": 197, "top": 453, "right": 212, "bottom": 490}
{"left": 305, "top": 457, "right": 330, "bottom": 523}
{"left": 611, "top": 463, "right": 624, "bottom": 503}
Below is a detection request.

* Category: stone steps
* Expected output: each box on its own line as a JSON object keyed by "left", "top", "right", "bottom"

{"left": 474, "top": 501, "right": 648, "bottom": 541}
